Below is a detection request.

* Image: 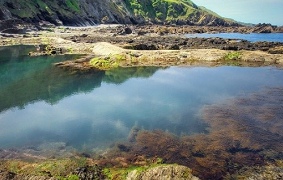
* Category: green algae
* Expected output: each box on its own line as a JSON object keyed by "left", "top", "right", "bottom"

{"left": 224, "top": 51, "right": 242, "bottom": 60}
{"left": 89, "top": 57, "right": 119, "bottom": 71}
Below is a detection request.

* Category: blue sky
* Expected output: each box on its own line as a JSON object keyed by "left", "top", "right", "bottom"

{"left": 192, "top": 0, "right": 283, "bottom": 26}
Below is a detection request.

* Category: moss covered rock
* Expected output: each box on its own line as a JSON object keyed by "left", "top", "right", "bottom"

{"left": 126, "top": 164, "right": 200, "bottom": 180}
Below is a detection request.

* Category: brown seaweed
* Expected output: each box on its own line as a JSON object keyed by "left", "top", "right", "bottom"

{"left": 100, "top": 87, "right": 283, "bottom": 179}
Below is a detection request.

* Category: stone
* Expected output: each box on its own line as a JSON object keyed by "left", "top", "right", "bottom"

{"left": 126, "top": 165, "right": 200, "bottom": 180}
{"left": 74, "top": 165, "right": 106, "bottom": 180}
{"left": 118, "top": 27, "right": 133, "bottom": 35}
{"left": 124, "top": 27, "right": 132, "bottom": 34}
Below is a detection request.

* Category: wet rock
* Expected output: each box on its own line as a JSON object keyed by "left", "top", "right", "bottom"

{"left": 127, "top": 165, "right": 200, "bottom": 180}
{"left": 74, "top": 165, "right": 106, "bottom": 180}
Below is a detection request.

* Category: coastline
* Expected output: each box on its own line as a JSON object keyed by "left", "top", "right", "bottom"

{"left": 1, "top": 25, "right": 283, "bottom": 72}
{"left": 1, "top": 25, "right": 283, "bottom": 179}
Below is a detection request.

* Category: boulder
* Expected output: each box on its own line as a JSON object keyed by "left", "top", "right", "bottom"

{"left": 118, "top": 27, "right": 133, "bottom": 35}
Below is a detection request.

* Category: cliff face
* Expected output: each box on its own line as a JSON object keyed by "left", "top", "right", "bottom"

{"left": 0, "top": 0, "right": 133, "bottom": 25}
{"left": 0, "top": 0, "right": 239, "bottom": 26}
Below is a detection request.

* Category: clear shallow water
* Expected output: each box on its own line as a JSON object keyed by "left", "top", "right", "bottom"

{"left": 185, "top": 33, "right": 283, "bottom": 42}
{"left": 1, "top": 46, "right": 283, "bottom": 151}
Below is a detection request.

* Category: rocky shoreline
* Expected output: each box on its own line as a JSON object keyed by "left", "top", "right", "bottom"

{"left": 1, "top": 24, "right": 283, "bottom": 73}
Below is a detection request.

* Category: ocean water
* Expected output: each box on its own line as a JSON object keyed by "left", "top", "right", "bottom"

{"left": 185, "top": 33, "right": 283, "bottom": 42}
{"left": 1, "top": 46, "right": 283, "bottom": 151}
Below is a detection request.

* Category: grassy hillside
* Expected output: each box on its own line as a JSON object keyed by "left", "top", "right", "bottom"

{"left": 0, "top": 0, "right": 239, "bottom": 26}
{"left": 119, "top": 0, "right": 199, "bottom": 22}
{"left": 116, "top": 0, "right": 237, "bottom": 25}
{"left": 2, "top": 0, "right": 79, "bottom": 18}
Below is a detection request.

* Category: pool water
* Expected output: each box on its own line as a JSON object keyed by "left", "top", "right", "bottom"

{"left": 1, "top": 46, "right": 283, "bottom": 152}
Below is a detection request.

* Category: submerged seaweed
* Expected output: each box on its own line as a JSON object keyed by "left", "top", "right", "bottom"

{"left": 1, "top": 87, "right": 283, "bottom": 179}
{"left": 100, "top": 87, "right": 283, "bottom": 179}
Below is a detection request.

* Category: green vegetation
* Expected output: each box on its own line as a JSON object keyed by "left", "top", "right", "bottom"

{"left": 1, "top": 158, "right": 87, "bottom": 178}
{"left": 224, "top": 51, "right": 242, "bottom": 60}
{"left": 119, "top": 0, "right": 203, "bottom": 22}
{"left": 64, "top": 175, "right": 80, "bottom": 180}
{"left": 5, "top": 0, "right": 81, "bottom": 19}
{"left": 0, "top": 156, "right": 173, "bottom": 180}
{"left": 65, "top": 0, "right": 80, "bottom": 13}
{"left": 35, "top": 0, "right": 51, "bottom": 13}
{"left": 90, "top": 57, "right": 119, "bottom": 70}
{"left": 101, "top": 158, "right": 167, "bottom": 179}
{"left": 223, "top": 51, "right": 242, "bottom": 66}
{"left": 116, "top": 0, "right": 230, "bottom": 24}
{"left": 3, "top": 0, "right": 233, "bottom": 25}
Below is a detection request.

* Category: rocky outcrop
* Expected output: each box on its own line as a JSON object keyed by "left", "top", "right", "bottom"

{"left": 0, "top": 5, "right": 12, "bottom": 20}
{"left": 73, "top": 165, "right": 106, "bottom": 180}
{"left": 127, "top": 165, "right": 200, "bottom": 180}
{"left": 62, "top": 26, "right": 283, "bottom": 52}
{"left": 253, "top": 23, "right": 278, "bottom": 33}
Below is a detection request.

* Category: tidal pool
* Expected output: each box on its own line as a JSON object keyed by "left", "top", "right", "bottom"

{"left": 0, "top": 46, "right": 283, "bottom": 154}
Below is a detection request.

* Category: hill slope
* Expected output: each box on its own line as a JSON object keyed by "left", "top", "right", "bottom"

{"left": 0, "top": 0, "right": 239, "bottom": 26}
